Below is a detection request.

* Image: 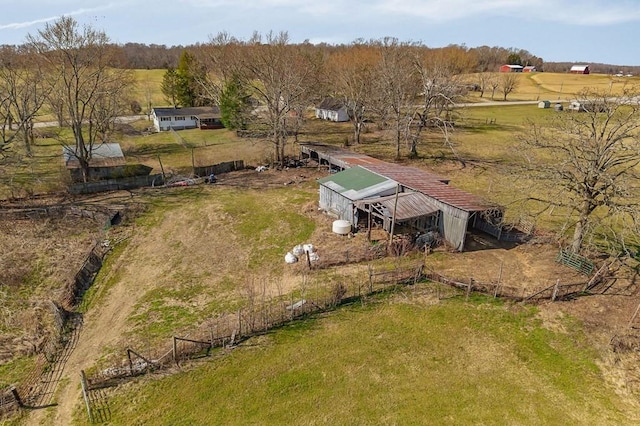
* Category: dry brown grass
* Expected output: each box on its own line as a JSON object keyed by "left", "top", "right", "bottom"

{"left": 0, "top": 213, "right": 101, "bottom": 366}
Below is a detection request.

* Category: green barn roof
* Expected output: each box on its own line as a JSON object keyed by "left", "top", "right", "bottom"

{"left": 318, "top": 166, "right": 397, "bottom": 200}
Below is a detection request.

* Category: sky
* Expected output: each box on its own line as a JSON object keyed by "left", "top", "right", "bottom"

{"left": 1, "top": 0, "right": 640, "bottom": 66}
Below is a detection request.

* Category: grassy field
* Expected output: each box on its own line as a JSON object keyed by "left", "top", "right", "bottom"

{"left": 98, "top": 294, "right": 637, "bottom": 425}
{"left": 3, "top": 70, "right": 640, "bottom": 424}
{"left": 463, "top": 71, "right": 639, "bottom": 102}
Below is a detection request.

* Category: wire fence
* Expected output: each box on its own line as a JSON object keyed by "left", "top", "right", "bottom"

{"left": 1, "top": 242, "right": 615, "bottom": 422}
{"left": 84, "top": 261, "right": 426, "bottom": 390}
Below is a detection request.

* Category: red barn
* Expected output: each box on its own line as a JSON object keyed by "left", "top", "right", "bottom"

{"left": 570, "top": 65, "right": 590, "bottom": 74}
{"left": 499, "top": 64, "right": 523, "bottom": 73}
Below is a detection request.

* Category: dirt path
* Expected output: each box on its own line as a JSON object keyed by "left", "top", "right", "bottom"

{"left": 25, "top": 230, "right": 155, "bottom": 425}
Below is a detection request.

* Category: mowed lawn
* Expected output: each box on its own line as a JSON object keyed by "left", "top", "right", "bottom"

{"left": 102, "top": 296, "right": 636, "bottom": 425}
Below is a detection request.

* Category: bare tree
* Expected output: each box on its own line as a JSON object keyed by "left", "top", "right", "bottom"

{"left": 329, "top": 42, "right": 377, "bottom": 145}
{"left": 407, "top": 48, "right": 469, "bottom": 159}
{"left": 27, "top": 16, "right": 134, "bottom": 182}
{"left": 476, "top": 72, "right": 491, "bottom": 98}
{"left": 0, "top": 45, "right": 50, "bottom": 157}
{"left": 517, "top": 87, "right": 640, "bottom": 254}
{"left": 373, "top": 37, "right": 419, "bottom": 159}
{"left": 488, "top": 74, "right": 500, "bottom": 100}
{"left": 225, "top": 31, "right": 321, "bottom": 164}
{"left": 500, "top": 72, "right": 519, "bottom": 101}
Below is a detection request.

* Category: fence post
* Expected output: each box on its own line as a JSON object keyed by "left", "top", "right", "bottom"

{"left": 172, "top": 336, "right": 178, "bottom": 365}
{"left": 10, "top": 386, "right": 23, "bottom": 409}
{"left": 237, "top": 309, "right": 242, "bottom": 337}
{"left": 80, "top": 370, "right": 94, "bottom": 424}
{"left": 551, "top": 279, "right": 560, "bottom": 301}
{"left": 466, "top": 278, "right": 473, "bottom": 301}
{"left": 127, "top": 349, "right": 133, "bottom": 376}
{"left": 495, "top": 261, "right": 503, "bottom": 298}
{"left": 290, "top": 293, "right": 294, "bottom": 321}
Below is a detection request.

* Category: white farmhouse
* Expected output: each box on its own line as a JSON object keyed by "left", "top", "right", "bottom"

{"left": 315, "top": 98, "right": 349, "bottom": 122}
{"left": 151, "top": 106, "right": 223, "bottom": 132}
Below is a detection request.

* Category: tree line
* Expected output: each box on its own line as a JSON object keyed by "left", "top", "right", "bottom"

{"left": 1, "top": 18, "right": 639, "bottom": 256}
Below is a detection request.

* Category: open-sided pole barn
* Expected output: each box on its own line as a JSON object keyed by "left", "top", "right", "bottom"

{"left": 305, "top": 143, "right": 505, "bottom": 251}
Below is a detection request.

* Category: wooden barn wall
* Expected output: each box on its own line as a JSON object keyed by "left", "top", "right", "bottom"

{"left": 319, "top": 186, "right": 355, "bottom": 223}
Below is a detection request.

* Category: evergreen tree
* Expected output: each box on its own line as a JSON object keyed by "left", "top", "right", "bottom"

{"left": 161, "top": 67, "right": 180, "bottom": 107}
{"left": 175, "top": 51, "right": 207, "bottom": 107}
{"left": 219, "top": 74, "right": 251, "bottom": 130}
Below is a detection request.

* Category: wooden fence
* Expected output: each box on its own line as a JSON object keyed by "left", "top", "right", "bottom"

{"left": 68, "top": 174, "right": 165, "bottom": 195}
{"left": 83, "top": 257, "right": 604, "bottom": 392}
{"left": 0, "top": 215, "right": 113, "bottom": 419}
{"left": 83, "top": 262, "right": 426, "bottom": 392}
{"left": 0, "top": 388, "right": 21, "bottom": 419}
{"left": 193, "top": 160, "right": 245, "bottom": 178}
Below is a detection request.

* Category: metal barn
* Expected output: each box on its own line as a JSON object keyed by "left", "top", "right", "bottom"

{"left": 355, "top": 191, "right": 440, "bottom": 234}
{"left": 305, "top": 143, "right": 504, "bottom": 251}
{"left": 361, "top": 163, "right": 503, "bottom": 251}
{"left": 317, "top": 166, "right": 398, "bottom": 224}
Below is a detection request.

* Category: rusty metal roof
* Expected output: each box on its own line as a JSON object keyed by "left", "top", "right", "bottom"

{"left": 301, "top": 143, "right": 498, "bottom": 212}
{"left": 356, "top": 192, "right": 439, "bottom": 221}
{"left": 362, "top": 163, "right": 495, "bottom": 212}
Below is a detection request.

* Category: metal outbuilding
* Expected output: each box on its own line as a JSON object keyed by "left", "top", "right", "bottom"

{"left": 317, "top": 166, "right": 398, "bottom": 224}
{"left": 355, "top": 192, "right": 440, "bottom": 234}
{"left": 305, "top": 143, "right": 505, "bottom": 251}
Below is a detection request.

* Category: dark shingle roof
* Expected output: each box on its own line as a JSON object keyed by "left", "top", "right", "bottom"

{"left": 316, "top": 97, "right": 346, "bottom": 111}
{"left": 153, "top": 106, "right": 221, "bottom": 118}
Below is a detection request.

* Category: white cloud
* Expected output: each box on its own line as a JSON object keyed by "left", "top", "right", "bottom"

{"left": 371, "top": 0, "right": 640, "bottom": 25}
{"left": 0, "top": 4, "right": 117, "bottom": 31}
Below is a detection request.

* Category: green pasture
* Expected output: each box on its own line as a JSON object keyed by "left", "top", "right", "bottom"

{"left": 464, "top": 71, "right": 638, "bottom": 102}
{"left": 95, "top": 185, "right": 318, "bottom": 346}
{"left": 99, "top": 295, "right": 634, "bottom": 425}
{"left": 131, "top": 69, "right": 169, "bottom": 111}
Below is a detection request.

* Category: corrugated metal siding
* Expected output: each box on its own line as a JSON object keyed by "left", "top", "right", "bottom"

{"left": 436, "top": 201, "right": 470, "bottom": 251}
{"left": 305, "top": 143, "right": 503, "bottom": 251}
{"left": 319, "top": 186, "right": 355, "bottom": 223}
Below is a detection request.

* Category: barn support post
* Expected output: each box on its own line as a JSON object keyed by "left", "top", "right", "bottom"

{"left": 367, "top": 204, "right": 372, "bottom": 242}
{"left": 388, "top": 184, "right": 400, "bottom": 247}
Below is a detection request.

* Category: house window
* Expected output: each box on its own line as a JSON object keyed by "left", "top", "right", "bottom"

{"left": 191, "top": 116, "right": 198, "bottom": 120}
{"left": 175, "top": 116, "right": 185, "bottom": 121}
{"left": 160, "top": 117, "right": 171, "bottom": 121}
